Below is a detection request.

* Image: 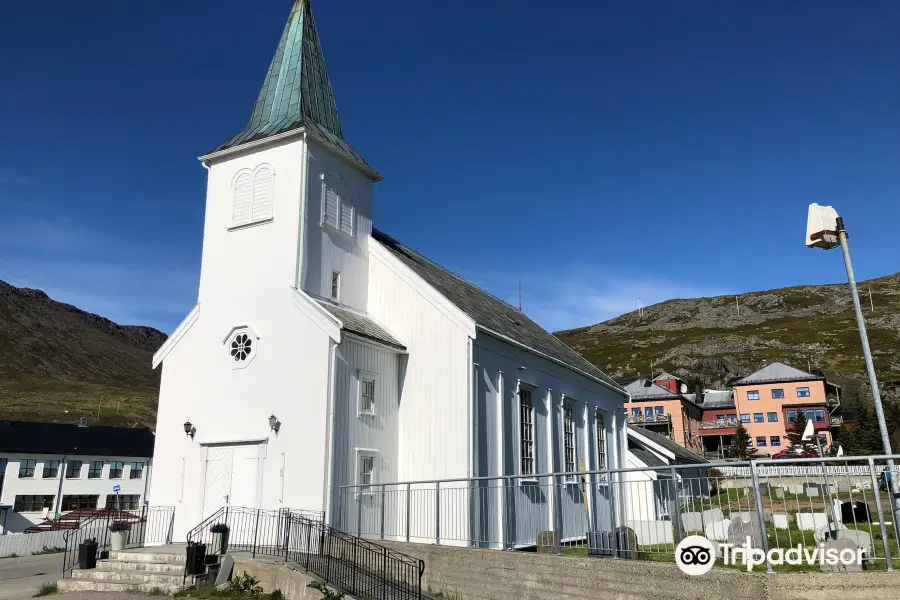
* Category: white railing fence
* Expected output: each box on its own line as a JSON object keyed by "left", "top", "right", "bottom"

{"left": 0, "top": 529, "right": 67, "bottom": 558}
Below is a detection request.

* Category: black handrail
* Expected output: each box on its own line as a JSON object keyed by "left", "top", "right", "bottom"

{"left": 62, "top": 506, "right": 175, "bottom": 577}
{"left": 182, "top": 506, "right": 421, "bottom": 599}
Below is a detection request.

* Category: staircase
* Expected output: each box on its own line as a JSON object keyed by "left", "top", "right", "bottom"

{"left": 58, "top": 548, "right": 191, "bottom": 594}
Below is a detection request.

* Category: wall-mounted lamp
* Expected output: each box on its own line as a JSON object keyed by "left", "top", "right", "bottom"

{"left": 269, "top": 414, "right": 281, "bottom": 434}
{"left": 184, "top": 420, "right": 194, "bottom": 439}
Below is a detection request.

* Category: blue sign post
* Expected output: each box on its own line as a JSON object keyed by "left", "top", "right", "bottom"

{"left": 112, "top": 485, "right": 121, "bottom": 510}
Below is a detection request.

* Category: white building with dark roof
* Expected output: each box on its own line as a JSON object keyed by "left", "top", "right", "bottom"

{"left": 148, "top": 0, "right": 628, "bottom": 542}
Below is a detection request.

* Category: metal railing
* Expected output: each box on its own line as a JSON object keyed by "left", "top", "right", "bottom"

{"left": 699, "top": 417, "right": 739, "bottom": 429}
{"left": 62, "top": 506, "right": 175, "bottom": 576}
{"left": 186, "top": 506, "right": 423, "bottom": 599}
{"left": 627, "top": 413, "right": 671, "bottom": 425}
{"left": 339, "top": 455, "right": 900, "bottom": 572}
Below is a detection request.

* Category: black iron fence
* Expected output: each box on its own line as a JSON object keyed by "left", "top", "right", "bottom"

{"left": 186, "top": 506, "right": 423, "bottom": 599}
{"left": 62, "top": 506, "right": 175, "bottom": 576}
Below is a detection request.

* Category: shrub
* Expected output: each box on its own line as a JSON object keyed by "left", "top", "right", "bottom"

{"left": 33, "top": 582, "right": 58, "bottom": 597}
{"left": 307, "top": 581, "right": 344, "bottom": 600}
{"left": 210, "top": 523, "right": 230, "bottom": 534}
{"left": 109, "top": 521, "right": 132, "bottom": 533}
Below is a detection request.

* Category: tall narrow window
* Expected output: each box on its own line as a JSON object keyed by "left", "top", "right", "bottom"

{"left": 109, "top": 462, "right": 124, "bottom": 479}
{"left": 129, "top": 462, "right": 144, "bottom": 480}
{"left": 359, "top": 372, "right": 376, "bottom": 416}
{"left": 233, "top": 172, "right": 253, "bottom": 226}
{"left": 358, "top": 454, "right": 375, "bottom": 492}
{"left": 321, "top": 174, "right": 355, "bottom": 237}
{"left": 331, "top": 270, "right": 340, "bottom": 301}
{"left": 519, "top": 389, "right": 534, "bottom": 476}
{"left": 596, "top": 412, "right": 607, "bottom": 471}
{"left": 88, "top": 461, "right": 104, "bottom": 479}
{"left": 232, "top": 165, "right": 274, "bottom": 228}
{"left": 563, "top": 403, "right": 576, "bottom": 476}
{"left": 251, "top": 166, "right": 273, "bottom": 221}
{"left": 65, "top": 460, "right": 82, "bottom": 479}
{"left": 43, "top": 460, "right": 60, "bottom": 479}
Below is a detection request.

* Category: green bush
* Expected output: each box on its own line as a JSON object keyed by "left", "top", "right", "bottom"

{"left": 33, "top": 582, "right": 58, "bottom": 597}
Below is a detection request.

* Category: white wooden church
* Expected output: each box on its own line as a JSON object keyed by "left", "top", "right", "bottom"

{"left": 148, "top": 0, "right": 628, "bottom": 542}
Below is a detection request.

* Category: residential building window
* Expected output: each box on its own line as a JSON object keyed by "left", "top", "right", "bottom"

{"left": 66, "top": 460, "right": 83, "bottom": 479}
{"left": 43, "top": 460, "right": 60, "bottom": 479}
{"left": 321, "top": 174, "right": 355, "bottom": 237}
{"left": 129, "top": 462, "right": 144, "bottom": 480}
{"left": 727, "top": 413, "right": 737, "bottom": 421}
{"left": 756, "top": 436, "right": 767, "bottom": 447}
{"left": 747, "top": 390, "right": 760, "bottom": 401}
{"left": 631, "top": 407, "right": 640, "bottom": 419}
{"left": 14, "top": 495, "right": 54, "bottom": 512}
{"left": 818, "top": 434, "right": 828, "bottom": 446}
{"left": 359, "top": 372, "right": 376, "bottom": 415}
{"left": 61, "top": 495, "right": 98, "bottom": 511}
{"left": 596, "top": 412, "right": 607, "bottom": 470}
{"left": 767, "top": 412, "right": 778, "bottom": 422}
{"left": 740, "top": 414, "right": 750, "bottom": 424}
{"left": 787, "top": 410, "right": 797, "bottom": 423}
{"left": 331, "top": 270, "right": 340, "bottom": 301}
{"left": 563, "top": 403, "right": 576, "bottom": 476}
{"left": 109, "top": 462, "right": 124, "bottom": 479}
{"left": 18, "top": 459, "right": 36, "bottom": 478}
{"left": 105, "top": 495, "right": 141, "bottom": 510}
{"left": 716, "top": 414, "right": 726, "bottom": 426}
{"left": 88, "top": 461, "right": 104, "bottom": 479}
{"left": 797, "top": 387, "right": 811, "bottom": 398}
{"left": 654, "top": 406, "right": 664, "bottom": 415}
{"left": 519, "top": 389, "right": 534, "bottom": 476}
{"left": 815, "top": 409, "right": 825, "bottom": 423}
{"left": 754, "top": 413, "right": 764, "bottom": 423}
{"left": 357, "top": 454, "right": 375, "bottom": 492}
{"left": 772, "top": 389, "right": 785, "bottom": 399}
{"left": 644, "top": 406, "right": 654, "bottom": 422}
{"left": 770, "top": 436, "right": 782, "bottom": 447}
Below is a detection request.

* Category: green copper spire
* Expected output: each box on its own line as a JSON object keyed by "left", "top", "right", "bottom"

{"left": 212, "top": 0, "right": 377, "bottom": 177}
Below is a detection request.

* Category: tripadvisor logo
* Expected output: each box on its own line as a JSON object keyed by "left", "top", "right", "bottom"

{"left": 675, "top": 535, "right": 865, "bottom": 575}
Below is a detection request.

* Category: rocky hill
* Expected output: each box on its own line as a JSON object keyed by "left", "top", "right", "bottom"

{"left": 556, "top": 272, "right": 900, "bottom": 401}
{"left": 0, "top": 280, "right": 166, "bottom": 428}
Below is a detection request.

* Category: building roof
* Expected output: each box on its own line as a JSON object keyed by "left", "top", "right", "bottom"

{"left": 628, "top": 425, "right": 707, "bottom": 465}
{"left": 701, "top": 390, "right": 735, "bottom": 410}
{"left": 209, "top": 1, "right": 378, "bottom": 178}
{"left": 622, "top": 378, "right": 682, "bottom": 400}
{"left": 0, "top": 421, "right": 155, "bottom": 457}
{"left": 629, "top": 445, "right": 668, "bottom": 469}
{"left": 317, "top": 302, "right": 406, "bottom": 351}
{"left": 372, "top": 230, "right": 623, "bottom": 392}
{"left": 730, "top": 362, "right": 824, "bottom": 386}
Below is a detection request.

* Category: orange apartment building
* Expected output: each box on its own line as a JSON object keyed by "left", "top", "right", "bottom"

{"left": 700, "top": 362, "right": 844, "bottom": 457}
{"left": 620, "top": 373, "right": 704, "bottom": 455}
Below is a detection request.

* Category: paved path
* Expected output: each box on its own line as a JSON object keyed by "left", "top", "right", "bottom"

{"left": 0, "top": 553, "right": 63, "bottom": 600}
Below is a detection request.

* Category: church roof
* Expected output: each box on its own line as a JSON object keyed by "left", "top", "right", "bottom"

{"left": 372, "top": 230, "right": 624, "bottom": 393}
{"left": 317, "top": 301, "right": 406, "bottom": 351}
{"left": 211, "top": 1, "right": 378, "bottom": 178}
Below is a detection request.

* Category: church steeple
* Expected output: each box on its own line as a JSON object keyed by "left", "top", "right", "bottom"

{"left": 212, "top": 0, "right": 375, "bottom": 178}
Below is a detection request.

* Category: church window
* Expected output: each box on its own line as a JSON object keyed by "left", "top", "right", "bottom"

{"left": 231, "top": 165, "right": 274, "bottom": 228}
{"left": 321, "top": 174, "right": 354, "bottom": 237}
{"left": 359, "top": 371, "right": 377, "bottom": 416}
{"left": 230, "top": 333, "right": 252, "bottom": 361}
{"left": 331, "top": 270, "right": 340, "bottom": 301}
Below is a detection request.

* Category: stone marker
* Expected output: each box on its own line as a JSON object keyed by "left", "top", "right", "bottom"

{"left": 681, "top": 512, "right": 703, "bottom": 533}
{"left": 840, "top": 501, "right": 872, "bottom": 524}
{"left": 215, "top": 554, "right": 235, "bottom": 588}
{"left": 814, "top": 523, "right": 844, "bottom": 542}
{"left": 805, "top": 484, "right": 821, "bottom": 498}
{"left": 797, "top": 512, "right": 829, "bottom": 531}
{"left": 730, "top": 511, "right": 753, "bottom": 524}
{"left": 837, "top": 480, "right": 851, "bottom": 494}
{"left": 705, "top": 519, "right": 731, "bottom": 542}
{"left": 772, "top": 487, "right": 785, "bottom": 499}
{"left": 836, "top": 529, "right": 873, "bottom": 557}
{"left": 727, "top": 518, "right": 765, "bottom": 549}
{"left": 615, "top": 526, "right": 639, "bottom": 560}
{"left": 772, "top": 513, "right": 793, "bottom": 529}
{"left": 536, "top": 531, "right": 557, "bottom": 554}
{"left": 819, "top": 538, "right": 864, "bottom": 572}
{"left": 701, "top": 508, "right": 725, "bottom": 524}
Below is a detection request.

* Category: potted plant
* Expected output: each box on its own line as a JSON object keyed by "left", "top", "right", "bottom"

{"left": 78, "top": 538, "right": 98, "bottom": 570}
{"left": 109, "top": 521, "right": 132, "bottom": 551}
{"left": 210, "top": 523, "right": 230, "bottom": 555}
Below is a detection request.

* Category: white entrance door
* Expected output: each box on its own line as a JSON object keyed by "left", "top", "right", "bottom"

{"left": 202, "top": 444, "right": 263, "bottom": 518}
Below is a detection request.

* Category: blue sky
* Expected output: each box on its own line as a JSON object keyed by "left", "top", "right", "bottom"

{"left": 1, "top": 1, "right": 898, "bottom": 334}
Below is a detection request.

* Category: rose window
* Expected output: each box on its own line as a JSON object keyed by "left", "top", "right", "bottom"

{"left": 230, "top": 333, "right": 252, "bottom": 361}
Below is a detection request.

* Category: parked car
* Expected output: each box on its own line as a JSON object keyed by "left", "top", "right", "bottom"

{"left": 773, "top": 447, "right": 819, "bottom": 459}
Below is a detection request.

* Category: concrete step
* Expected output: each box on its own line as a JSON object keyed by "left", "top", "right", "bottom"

{"left": 96, "top": 558, "right": 186, "bottom": 574}
{"left": 109, "top": 550, "right": 186, "bottom": 564}
{"left": 72, "top": 568, "right": 186, "bottom": 585}
{"left": 58, "top": 578, "right": 182, "bottom": 594}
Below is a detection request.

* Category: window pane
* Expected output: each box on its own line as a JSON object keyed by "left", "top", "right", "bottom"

{"left": 772, "top": 389, "right": 785, "bottom": 399}
{"left": 754, "top": 413, "right": 764, "bottom": 423}
{"left": 767, "top": 412, "right": 778, "bottom": 422}
{"left": 747, "top": 391, "right": 760, "bottom": 400}
{"left": 130, "top": 462, "right": 144, "bottom": 479}
{"left": 563, "top": 404, "right": 576, "bottom": 474}
{"left": 519, "top": 389, "right": 534, "bottom": 476}
{"left": 741, "top": 414, "right": 750, "bottom": 423}
{"left": 797, "top": 387, "right": 811, "bottom": 398}
{"left": 815, "top": 409, "right": 825, "bottom": 422}
{"left": 88, "top": 461, "right": 104, "bottom": 478}
{"left": 66, "top": 460, "right": 82, "bottom": 478}
{"left": 596, "top": 413, "right": 606, "bottom": 470}
{"left": 771, "top": 436, "right": 781, "bottom": 447}
{"left": 756, "top": 437, "right": 767, "bottom": 447}
{"left": 43, "top": 460, "right": 60, "bottom": 478}
{"left": 109, "top": 462, "right": 124, "bottom": 479}
{"left": 19, "top": 460, "right": 36, "bottom": 478}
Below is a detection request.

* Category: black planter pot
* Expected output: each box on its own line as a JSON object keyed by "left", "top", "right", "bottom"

{"left": 78, "top": 542, "right": 98, "bottom": 570}
{"left": 185, "top": 544, "right": 207, "bottom": 576}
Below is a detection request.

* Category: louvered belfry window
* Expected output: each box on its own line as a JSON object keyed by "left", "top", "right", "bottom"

{"left": 232, "top": 165, "right": 274, "bottom": 227}
{"left": 321, "top": 173, "right": 354, "bottom": 237}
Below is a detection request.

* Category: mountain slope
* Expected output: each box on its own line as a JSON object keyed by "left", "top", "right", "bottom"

{"left": 0, "top": 280, "right": 167, "bottom": 428}
{"left": 555, "top": 272, "right": 900, "bottom": 399}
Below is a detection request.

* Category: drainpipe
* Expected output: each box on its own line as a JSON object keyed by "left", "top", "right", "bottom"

{"left": 321, "top": 339, "right": 339, "bottom": 524}
{"left": 143, "top": 457, "right": 152, "bottom": 505}
{"left": 54, "top": 454, "right": 68, "bottom": 518}
{"left": 295, "top": 132, "right": 310, "bottom": 289}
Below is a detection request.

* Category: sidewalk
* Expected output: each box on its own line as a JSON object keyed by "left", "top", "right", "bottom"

{"left": 0, "top": 553, "right": 62, "bottom": 600}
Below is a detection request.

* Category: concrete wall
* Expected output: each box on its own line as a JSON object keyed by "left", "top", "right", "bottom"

{"left": 233, "top": 558, "right": 324, "bottom": 600}
{"left": 378, "top": 541, "right": 900, "bottom": 600}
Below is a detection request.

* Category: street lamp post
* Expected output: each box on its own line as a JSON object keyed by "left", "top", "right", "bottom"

{"left": 806, "top": 204, "right": 900, "bottom": 523}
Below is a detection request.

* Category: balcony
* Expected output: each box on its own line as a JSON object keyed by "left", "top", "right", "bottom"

{"left": 627, "top": 413, "right": 671, "bottom": 425}
{"left": 830, "top": 416, "right": 844, "bottom": 427}
{"left": 699, "top": 417, "right": 739, "bottom": 430}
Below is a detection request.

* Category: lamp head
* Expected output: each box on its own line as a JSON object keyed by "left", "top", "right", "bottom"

{"left": 806, "top": 203, "right": 841, "bottom": 250}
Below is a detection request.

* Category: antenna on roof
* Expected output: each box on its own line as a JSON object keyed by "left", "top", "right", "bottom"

{"left": 518, "top": 278, "right": 522, "bottom": 311}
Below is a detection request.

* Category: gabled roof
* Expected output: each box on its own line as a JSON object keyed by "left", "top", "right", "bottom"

{"left": 622, "top": 378, "right": 682, "bottom": 400}
{"left": 628, "top": 425, "right": 707, "bottom": 465}
{"left": 317, "top": 301, "right": 406, "bottom": 351}
{"left": 209, "top": 0, "right": 379, "bottom": 178}
{"left": 372, "top": 230, "right": 623, "bottom": 393}
{"left": 0, "top": 421, "right": 155, "bottom": 457}
{"left": 731, "top": 361, "right": 823, "bottom": 386}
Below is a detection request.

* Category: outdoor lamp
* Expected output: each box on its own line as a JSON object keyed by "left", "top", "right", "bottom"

{"left": 269, "top": 414, "right": 280, "bottom": 434}
{"left": 184, "top": 420, "right": 193, "bottom": 437}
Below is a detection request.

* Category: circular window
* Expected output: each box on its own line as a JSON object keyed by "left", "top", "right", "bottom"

{"left": 230, "top": 333, "right": 253, "bottom": 361}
